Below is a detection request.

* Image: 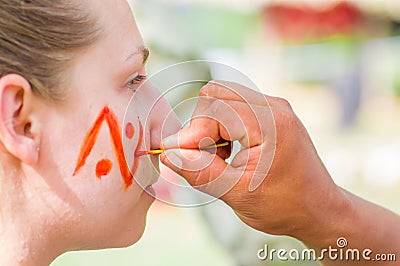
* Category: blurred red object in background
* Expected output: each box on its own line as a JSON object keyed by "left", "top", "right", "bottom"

{"left": 263, "top": 1, "right": 363, "bottom": 42}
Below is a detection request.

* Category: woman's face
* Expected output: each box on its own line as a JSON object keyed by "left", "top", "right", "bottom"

{"left": 32, "top": 0, "right": 177, "bottom": 249}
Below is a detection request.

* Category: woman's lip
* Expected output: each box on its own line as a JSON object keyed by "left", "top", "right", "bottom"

{"left": 135, "top": 148, "right": 162, "bottom": 157}
{"left": 135, "top": 150, "right": 148, "bottom": 157}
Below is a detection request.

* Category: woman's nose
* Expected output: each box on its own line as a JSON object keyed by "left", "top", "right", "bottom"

{"left": 136, "top": 83, "right": 181, "bottom": 150}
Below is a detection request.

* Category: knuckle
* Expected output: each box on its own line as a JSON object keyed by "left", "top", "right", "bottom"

{"left": 199, "top": 82, "right": 219, "bottom": 97}
{"left": 199, "top": 85, "right": 210, "bottom": 97}
{"left": 249, "top": 127, "right": 263, "bottom": 143}
{"left": 275, "top": 97, "right": 293, "bottom": 109}
{"left": 273, "top": 107, "right": 298, "bottom": 130}
{"left": 266, "top": 95, "right": 293, "bottom": 110}
{"left": 200, "top": 80, "right": 232, "bottom": 98}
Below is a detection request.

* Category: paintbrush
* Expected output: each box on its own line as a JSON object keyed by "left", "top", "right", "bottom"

{"left": 135, "top": 142, "right": 230, "bottom": 157}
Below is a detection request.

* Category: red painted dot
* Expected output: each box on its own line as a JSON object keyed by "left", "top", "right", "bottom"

{"left": 125, "top": 122, "right": 135, "bottom": 139}
{"left": 96, "top": 159, "right": 112, "bottom": 179}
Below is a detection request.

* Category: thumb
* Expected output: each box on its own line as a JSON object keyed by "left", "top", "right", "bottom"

{"left": 160, "top": 148, "right": 241, "bottom": 199}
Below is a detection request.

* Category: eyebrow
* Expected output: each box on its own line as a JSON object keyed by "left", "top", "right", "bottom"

{"left": 125, "top": 45, "right": 150, "bottom": 65}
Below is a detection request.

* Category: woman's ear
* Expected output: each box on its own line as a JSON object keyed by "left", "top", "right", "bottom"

{"left": 0, "top": 74, "right": 40, "bottom": 165}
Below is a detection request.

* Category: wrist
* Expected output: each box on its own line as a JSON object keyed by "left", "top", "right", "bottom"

{"left": 293, "top": 186, "right": 355, "bottom": 249}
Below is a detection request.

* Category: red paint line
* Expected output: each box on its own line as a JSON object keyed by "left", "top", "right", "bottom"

{"left": 73, "top": 107, "right": 108, "bottom": 176}
{"left": 131, "top": 119, "right": 143, "bottom": 184}
{"left": 134, "top": 150, "right": 148, "bottom": 157}
{"left": 105, "top": 110, "right": 133, "bottom": 188}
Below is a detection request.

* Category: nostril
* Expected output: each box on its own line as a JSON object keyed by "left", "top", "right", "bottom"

{"left": 24, "top": 123, "right": 32, "bottom": 138}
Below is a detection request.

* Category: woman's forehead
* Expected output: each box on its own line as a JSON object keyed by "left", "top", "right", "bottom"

{"left": 85, "top": 0, "right": 144, "bottom": 62}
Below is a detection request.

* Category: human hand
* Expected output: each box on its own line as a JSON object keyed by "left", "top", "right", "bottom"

{"left": 160, "top": 81, "right": 346, "bottom": 242}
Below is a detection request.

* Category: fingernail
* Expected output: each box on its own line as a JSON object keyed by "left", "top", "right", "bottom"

{"left": 164, "top": 150, "right": 183, "bottom": 169}
{"left": 161, "top": 133, "right": 179, "bottom": 149}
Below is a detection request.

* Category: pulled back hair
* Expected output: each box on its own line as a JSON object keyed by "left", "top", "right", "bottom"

{"left": 0, "top": 0, "right": 101, "bottom": 100}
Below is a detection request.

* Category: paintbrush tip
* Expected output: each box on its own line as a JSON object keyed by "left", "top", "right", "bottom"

{"left": 136, "top": 142, "right": 230, "bottom": 157}
{"left": 147, "top": 149, "right": 164, "bottom": 155}
{"left": 135, "top": 149, "right": 164, "bottom": 157}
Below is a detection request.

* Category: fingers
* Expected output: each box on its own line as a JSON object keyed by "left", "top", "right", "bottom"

{"left": 160, "top": 81, "right": 276, "bottom": 151}
{"left": 160, "top": 80, "right": 277, "bottom": 194}
{"left": 162, "top": 97, "right": 274, "bottom": 149}
{"left": 160, "top": 148, "right": 242, "bottom": 200}
{"left": 160, "top": 142, "right": 273, "bottom": 200}
{"left": 203, "top": 81, "right": 270, "bottom": 106}
{"left": 204, "top": 80, "right": 295, "bottom": 111}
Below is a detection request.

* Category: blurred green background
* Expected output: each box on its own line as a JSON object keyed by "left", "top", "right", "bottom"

{"left": 52, "top": 0, "right": 400, "bottom": 265}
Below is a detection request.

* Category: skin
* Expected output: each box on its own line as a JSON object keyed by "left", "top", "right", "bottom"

{"left": 0, "top": 0, "right": 178, "bottom": 265}
{"left": 160, "top": 81, "right": 400, "bottom": 265}
{"left": 0, "top": 0, "right": 398, "bottom": 265}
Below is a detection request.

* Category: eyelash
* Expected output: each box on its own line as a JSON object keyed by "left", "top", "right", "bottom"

{"left": 126, "top": 74, "right": 147, "bottom": 91}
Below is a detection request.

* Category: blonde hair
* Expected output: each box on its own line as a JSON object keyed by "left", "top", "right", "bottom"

{"left": 0, "top": 0, "right": 101, "bottom": 100}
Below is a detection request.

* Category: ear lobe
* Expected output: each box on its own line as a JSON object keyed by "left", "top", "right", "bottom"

{"left": 0, "top": 74, "right": 39, "bottom": 165}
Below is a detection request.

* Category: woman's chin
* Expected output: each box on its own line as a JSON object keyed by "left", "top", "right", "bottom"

{"left": 95, "top": 197, "right": 155, "bottom": 249}
{"left": 116, "top": 197, "right": 155, "bottom": 248}
{"left": 101, "top": 218, "right": 148, "bottom": 249}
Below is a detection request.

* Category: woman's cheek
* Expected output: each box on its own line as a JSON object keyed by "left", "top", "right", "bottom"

{"left": 68, "top": 106, "right": 146, "bottom": 190}
{"left": 133, "top": 157, "right": 156, "bottom": 190}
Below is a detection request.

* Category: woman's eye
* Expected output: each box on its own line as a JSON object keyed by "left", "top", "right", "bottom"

{"left": 126, "top": 73, "right": 147, "bottom": 91}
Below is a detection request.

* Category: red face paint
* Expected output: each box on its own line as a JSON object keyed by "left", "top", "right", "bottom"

{"left": 96, "top": 159, "right": 112, "bottom": 179}
{"left": 125, "top": 122, "right": 135, "bottom": 139}
{"left": 73, "top": 106, "right": 144, "bottom": 189}
{"left": 131, "top": 120, "right": 144, "bottom": 178}
{"left": 134, "top": 150, "right": 148, "bottom": 157}
{"left": 72, "top": 107, "right": 107, "bottom": 176}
